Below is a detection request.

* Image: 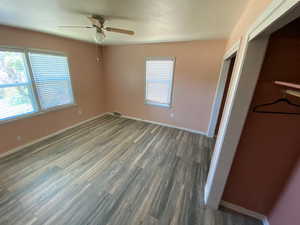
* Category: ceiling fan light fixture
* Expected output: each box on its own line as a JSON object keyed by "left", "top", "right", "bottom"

{"left": 59, "top": 15, "right": 134, "bottom": 44}
{"left": 95, "top": 31, "right": 105, "bottom": 44}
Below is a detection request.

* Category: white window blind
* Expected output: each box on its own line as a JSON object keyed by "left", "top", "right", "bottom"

{"left": 145, "top": 58, "right": 175, "bottom": 107}
{"left": 29, "top": 52, "right": 74, "bottom": 110}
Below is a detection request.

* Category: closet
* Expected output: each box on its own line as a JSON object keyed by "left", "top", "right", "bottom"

{"left": 223, "top": 17, "right": 300, "bottom": 214}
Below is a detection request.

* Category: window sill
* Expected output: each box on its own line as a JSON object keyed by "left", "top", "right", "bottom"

{"left": 145, "top": 101, "right": 171, "bottom": 108}
{"left": 0, "top": 103, "right": 77, "bottom": 126}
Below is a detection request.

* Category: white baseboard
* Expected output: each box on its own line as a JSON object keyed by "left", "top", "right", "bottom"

{"left": 113, "top": 113, "right": 208, "bottom": 136}
{"left": 0, "top": 112, "right": 109, "bottom": 159}
{"left": 221, "top": 201, "right": 269, "bottom": 225}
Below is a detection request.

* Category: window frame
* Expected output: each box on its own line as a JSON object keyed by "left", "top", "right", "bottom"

{"left": 0, "top": 46, "right": 77, "bottom": 125}
{"left": 144, "top": 56, "right": 176, "bottom": 108}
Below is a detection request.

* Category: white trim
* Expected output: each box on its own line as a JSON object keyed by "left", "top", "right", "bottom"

{"left": 263, "top": 217, "right": 271, "bottom": 225}
{"left": 223, "top": 40, "right": 240, "bottom": 60}
{"left": 144, "top": 101, "right": 171, "bottom": 108}
{"left": 205, "top": 0, "right": 300, "bottom": 211}
{"left": 0, "top": 103, "right": 78, "bottom": 126}
{"left": 0, "top": 112, "right": 109, "bottom": 159}
{"left": 205, "top": 36, "right": 269, "bottom": 209}
{"left": 207, "top": 61, "right": 231, "bottom": 138}
{"left": 0, "top": 45, "right": 70, "bottom": 57}
{"left": 248, "top": 0, "right": 300, "bottom": 40}
{"left": 221, "top": 201, "right": 269, "bottom": 225}
{"left": 207, "top": 41, "right": 240, "bottom": 138}
{"left": 0, "top": 83, "right": 30, "bottom": 88}
{"left": 117, "top": 113, "right": 208, "bottom": 136}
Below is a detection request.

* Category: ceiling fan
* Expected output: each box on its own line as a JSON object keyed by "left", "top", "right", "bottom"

{"left": 59, "top": 15, "right": 135, "bottom": 43}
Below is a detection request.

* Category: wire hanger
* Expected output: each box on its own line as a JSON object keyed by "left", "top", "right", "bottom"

{"left": 253, "top": 94, "right": 300, "bottom": 115}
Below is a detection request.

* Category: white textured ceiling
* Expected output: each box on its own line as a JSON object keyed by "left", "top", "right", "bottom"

{"left": 0, "top": 0, "right": 249, "bottom": 45}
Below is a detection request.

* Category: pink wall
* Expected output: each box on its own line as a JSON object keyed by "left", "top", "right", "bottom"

{"left": 223, "top": 16, "right": 300, "bottom": 219}
{"left": 103, "top": 41, "right": 226, "bottom": 133}
{"left": 0, "top": 25, "right": 105, "bottom": 154}
{"left": 268, "top": 159, "right": 300, "bottom": 225}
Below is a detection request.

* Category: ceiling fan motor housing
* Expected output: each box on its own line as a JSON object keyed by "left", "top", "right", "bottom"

{"left": 92, "top": 15, "right": 105, "bottom": 28}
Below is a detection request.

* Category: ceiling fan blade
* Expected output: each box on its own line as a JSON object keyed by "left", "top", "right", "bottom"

{"left": 58, "top": 25, "right": 94, "bottom": 29}
{"left": 105, "top": 27, "right": 135, "bottom": 35}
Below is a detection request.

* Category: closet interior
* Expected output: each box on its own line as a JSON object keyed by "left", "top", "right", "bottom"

{"left": 223, "top": 17, "right": 300, "bottom": 214}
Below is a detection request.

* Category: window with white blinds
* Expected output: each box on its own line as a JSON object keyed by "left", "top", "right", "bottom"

{"left": 0, "top": 47, "right": 75, "bottom": 123}
{"left": 28, "top": 52, "right": 74, "bottom": 110}
{"left": 145, "top": 57, "right": 175, "bottom": 107}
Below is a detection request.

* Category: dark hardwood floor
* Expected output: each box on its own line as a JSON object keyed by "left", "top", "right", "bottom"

{"left": 0, "top": 115, "right": 262, "bottom": 225}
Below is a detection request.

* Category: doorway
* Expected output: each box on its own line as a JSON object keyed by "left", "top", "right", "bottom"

{"left": 207, "top": 45, "right": 239, "bottom": 138}
{"left": 214, "top": 55, "right": 236, "bottom": 137}
{"left": 205, "top": 0, "right": 300, "bottom": 210}
{"left": 221, "top": 16, "right": 300, "bottom": 215}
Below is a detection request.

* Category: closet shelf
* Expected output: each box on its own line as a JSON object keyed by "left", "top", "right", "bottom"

{"left": 285, "top": 89, "right": 300, "bottom": 98}
{"left": 275, "top": 81, "right": 300, "bottom": 90}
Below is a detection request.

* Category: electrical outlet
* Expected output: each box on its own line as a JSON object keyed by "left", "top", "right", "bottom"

{"left": 170, "top": 113, "right": 175, "bottom": 118}
{"left": 78, "top": 109, "right": 82, "bottom": 115}
{"left": 17, "top": 136, "right": 22, "bottom": 141}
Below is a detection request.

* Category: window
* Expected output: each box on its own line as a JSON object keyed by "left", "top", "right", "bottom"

{"left": 29, "top": 52, "right": 74, "bottom": 110}
{"left": 145, "top": 57, "right": 175, "bottom": 107}
{"left": 0, "top": 48, "right": 75, "bottom": 123}
{"left": 0, "top": 50, "right": 37, "bottom": 120}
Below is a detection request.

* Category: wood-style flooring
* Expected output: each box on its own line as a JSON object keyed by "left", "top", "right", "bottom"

{"left": 0, "top": 115, "right": 262, "bottom": 225}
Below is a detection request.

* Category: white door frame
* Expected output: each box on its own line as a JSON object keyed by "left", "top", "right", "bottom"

{"left": 207, "top": 41, "right": 240, "bottom": 138}
{"left": 205, "top": 0, "right": 300, "bottom": 209}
